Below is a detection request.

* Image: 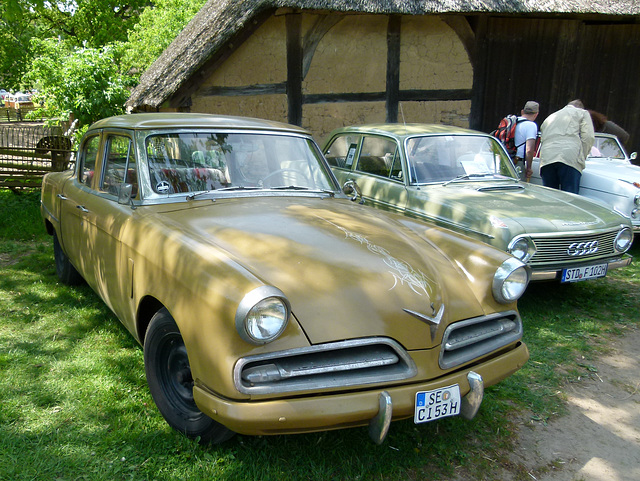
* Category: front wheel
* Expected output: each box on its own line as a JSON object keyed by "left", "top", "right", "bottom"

{"left": 144, "top": 308, "right": 234, "bottom": 444}
{"left": 53, "top": 232, "right": 84, "bottom": 285}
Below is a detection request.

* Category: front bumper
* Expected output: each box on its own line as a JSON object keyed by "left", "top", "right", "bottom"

{"left": 530, "top": 254, "right": 632, "bottom": 281}
{"left": 193, "top": 342, "right": 528, "bottom": 441}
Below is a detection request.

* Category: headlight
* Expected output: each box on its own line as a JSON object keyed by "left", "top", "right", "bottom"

{"left": 634, "top": 193, "right": 640, "bottom": 206}
{"left": 614, "top": 227, "right": 633, "bottom": 252}
{"left": 235, "top": 286, "right": 290, "bottom": 345}
{"left": 507, "top": 236, "right": 536, "bottom": 263}
{"left": 493, "top": 257, "right": 530, "bottom": 304}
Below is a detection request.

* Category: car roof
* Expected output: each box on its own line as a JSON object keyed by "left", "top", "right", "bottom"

{"left": 87, "top": 113, "right": 310, "bottom": 134}
{"left": 327, "top": 123, "right": 487, "bottom": 139}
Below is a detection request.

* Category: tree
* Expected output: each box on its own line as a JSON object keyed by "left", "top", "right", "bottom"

{"left": 26, "top": 38, "right": 135, "bottom": 127}
{"left": 122, "top": 0, "right": 207, "bottom": 74}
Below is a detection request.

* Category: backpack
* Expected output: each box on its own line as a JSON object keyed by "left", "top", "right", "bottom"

{"left": 490, "top": 115, "right": 526, "bottom": 159}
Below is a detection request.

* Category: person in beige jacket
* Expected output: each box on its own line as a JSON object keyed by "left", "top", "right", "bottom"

{"left": 539, "top": 99, "right": 594, "bottom": 194}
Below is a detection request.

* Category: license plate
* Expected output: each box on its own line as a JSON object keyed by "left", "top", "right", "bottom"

{"left": 561, "top": 263, "right": 608, "bottom": 283}
{"left": 414, "top": 384, "right": 461, "bottom": 424}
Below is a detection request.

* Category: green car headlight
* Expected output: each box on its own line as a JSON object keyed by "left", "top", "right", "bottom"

{"left": 236, "top": 286, "right": 290, "bottom": 344}
{"left": 507, "top": 236, "right": 536, "bottom": 263}
{"left": 614, "top": 227, "right": 633, "bottom": 252}
{"left": 493, "top": 257, "right": 530, "bottom": 304}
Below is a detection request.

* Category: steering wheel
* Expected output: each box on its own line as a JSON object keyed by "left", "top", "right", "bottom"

{"left": 261, "top": 168, "right": 311, "bottom": 187}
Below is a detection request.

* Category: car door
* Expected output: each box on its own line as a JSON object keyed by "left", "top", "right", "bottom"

{"left": 59, "top": 132, "right": 102, "bottom": 284}
{"left": 60, "top": 131, "right": 139, "bottom": 318}
{"left": 326, "top": 133, "right": 408, "bottom": 213}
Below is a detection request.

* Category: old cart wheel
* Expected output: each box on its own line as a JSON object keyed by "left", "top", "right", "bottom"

{"left": 53, "top": 232, "right": 84, "bottom": 285}
{"left": 144, "top": 308, "right": 234, "bottom": 444}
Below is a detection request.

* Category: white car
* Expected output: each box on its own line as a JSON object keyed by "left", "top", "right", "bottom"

{"left": 531, "top": 133, "right": 640, "bottom": 232}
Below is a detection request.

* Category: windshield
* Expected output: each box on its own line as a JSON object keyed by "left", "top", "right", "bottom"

{"left": 146, "top": 132, "right": 336, "bottom": 195}
{"left": 589, "top": 136, "right": 626, "bottom": 159}
{"left": 405, "top": 135, "right": 517, "bottom": 184}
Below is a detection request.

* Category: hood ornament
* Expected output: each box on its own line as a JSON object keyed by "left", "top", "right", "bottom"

{"left": 404, "top": 304, "right": 445, "bottom": 343}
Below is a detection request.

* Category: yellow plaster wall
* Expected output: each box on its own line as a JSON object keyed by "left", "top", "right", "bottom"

{"left": 400, "top": 100, "right": 472, "bottom": 128}
{"left": 303, "top": 102, "right": 387, "bottom": 143}
{"left": 400, "top": 16, "right": 472, "bottom": 91}
{"left": 198, "top": 16, "right": 287, "bottom": 89}
{"left": 302, "top": 15, "right": 388, "bottom": 95}
{"left": 191, "top": 94, "right": 288, "bottom": 123}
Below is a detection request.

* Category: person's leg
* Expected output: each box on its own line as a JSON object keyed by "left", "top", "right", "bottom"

{"left": 557, "top": 164, "right": 581, "bottom": 194}
{"left": 540, "top": 163, "right": 560, "bottom": 189}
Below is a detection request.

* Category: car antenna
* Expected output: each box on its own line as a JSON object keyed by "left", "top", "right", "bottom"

{"left": 400, "top": 102, "right": 407, "bottom": 134}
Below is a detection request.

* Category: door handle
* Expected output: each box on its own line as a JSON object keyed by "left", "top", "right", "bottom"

{"left": 76, "top": 205, "right": 89, "bottom": 213}
{"left": 56, "top": 194, "right": 68, "bottom": 200}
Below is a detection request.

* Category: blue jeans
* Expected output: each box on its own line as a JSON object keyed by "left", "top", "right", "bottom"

{"left": 540, "top": 162, "right": 581, "bottom": 194}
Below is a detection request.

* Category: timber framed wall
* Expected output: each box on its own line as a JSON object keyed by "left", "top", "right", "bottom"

{"left": 189, "top": 12, "right": 474, "bottom": 142}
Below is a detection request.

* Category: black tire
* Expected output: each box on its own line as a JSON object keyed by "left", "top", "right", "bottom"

{"left": 53, "top": 232, "right": 84, "bottom": 285}
{"left": 144, "top": 308, "right": 235, "bottom": 444}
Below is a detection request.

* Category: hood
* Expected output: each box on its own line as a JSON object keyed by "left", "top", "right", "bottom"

{"left": 155, "top": 196, "right": 488, "bottom": 350}
{"left": 410, "top": 180, "right": 629, "bottom": 245}
{"left": 584, "top": 158, "right": 640, "bottom": 183}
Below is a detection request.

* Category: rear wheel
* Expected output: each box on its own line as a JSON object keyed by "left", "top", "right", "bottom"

{"left": 53, "top": 232, "right": 84, "bottom": 285}
{"left": 144, "top": 308, "right": 234, "bottom": 444}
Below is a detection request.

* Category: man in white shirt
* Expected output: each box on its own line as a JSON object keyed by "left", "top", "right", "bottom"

{"left": 539, "top": 100, "right": 594, "bottom": 194}
{"left": 514, "top": 101, "right": 539, "bottom": 181}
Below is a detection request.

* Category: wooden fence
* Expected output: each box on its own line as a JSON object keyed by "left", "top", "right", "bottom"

{"left": 0, "top": 123, "right": 74, "bottom": 189}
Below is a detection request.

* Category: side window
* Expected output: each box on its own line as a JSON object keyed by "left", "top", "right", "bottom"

{"left": 324, "top": 135, "right": 361, "bottom": 168}
{"left": 101, "top": 135, "right": 137, "bottom": 197}
{"left": 80, "top": 135, "right": 100, "bottom": 186}
{"left": 356, "top": 136, "right": 399, "bottom": 179}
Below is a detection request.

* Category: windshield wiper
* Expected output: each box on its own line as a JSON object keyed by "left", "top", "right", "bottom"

{"left": 270, "top": 185, "right": 311, "bottom": 190}
{"left": 442, "top": 173, "right": 492, "bottom": 186}
{"left": 270, "top": 186, "right": 336, "bottom": 196}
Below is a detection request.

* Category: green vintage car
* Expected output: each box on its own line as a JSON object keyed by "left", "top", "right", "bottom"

{"left": 323, "top": 124, "right": 633, "bottom": 283}
{"left": 40, "top": 113, "right": 529, "bottom": 444}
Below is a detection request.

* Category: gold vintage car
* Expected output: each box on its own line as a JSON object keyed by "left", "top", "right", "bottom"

{"left": 40, "top": 113, "right": 529, "bottom": 444}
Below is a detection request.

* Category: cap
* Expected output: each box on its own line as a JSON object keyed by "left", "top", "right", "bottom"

{"left": 523, "top": 101, "right": 539, "bottom": 114}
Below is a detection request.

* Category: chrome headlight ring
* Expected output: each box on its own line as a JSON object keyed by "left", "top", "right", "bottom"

{"left": 507, "top": 236, "right": 537, "bottom": 263}
{"left": 235, "top": 286, "right": 291, "bottom": 345}
{"left": 614, "top": 226, "right": 633, "bottom": 253}
{"left": 493, "top": 257, "right": 530, "bottom": 304}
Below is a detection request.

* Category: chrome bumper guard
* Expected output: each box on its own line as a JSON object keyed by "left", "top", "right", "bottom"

{"left": 367, "top": 371, "right": 485, "bottom": 444}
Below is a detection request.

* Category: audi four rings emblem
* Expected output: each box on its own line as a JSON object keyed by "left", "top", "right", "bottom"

{"left": 567, "top": 241, "right": 599, "bottom": 256}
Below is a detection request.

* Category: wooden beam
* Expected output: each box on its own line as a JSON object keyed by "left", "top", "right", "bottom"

{"left": 286, "top": 14, "right": 303, "bottom": 126}
{"left": 386, "top": 15, "right": 401, "bottom": 123}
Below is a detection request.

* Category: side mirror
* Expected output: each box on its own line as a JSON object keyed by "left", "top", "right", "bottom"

{"left": 117, "top": 183, "right": 134, "bottom": 205}
{"left": 342, "top": 179, "right": 364, "bottom": 204}
{"left": 631, "top": 152, "right": 637, "bottom": 161}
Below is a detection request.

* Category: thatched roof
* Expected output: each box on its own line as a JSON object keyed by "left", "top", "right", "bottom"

{"left": 126, "top": 0, "right": 640, "bottom": 111}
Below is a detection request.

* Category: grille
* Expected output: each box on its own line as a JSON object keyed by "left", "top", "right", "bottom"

{"left": 234, "top": 338, "right": 417, "bottom": 395}
{"left": 529, "top": 229, "right": 621, "bottom": 267}
{"left": 440, "top": 311, "right": 522, "bottom": 370}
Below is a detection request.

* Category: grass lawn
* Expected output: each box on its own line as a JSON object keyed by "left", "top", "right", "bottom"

{"left": 1, "top": 188, "right": 639, "bottom": 480}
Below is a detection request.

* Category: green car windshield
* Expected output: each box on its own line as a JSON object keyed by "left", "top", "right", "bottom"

{"left": 405, "top": 135, "right": 517, "bottom": 184}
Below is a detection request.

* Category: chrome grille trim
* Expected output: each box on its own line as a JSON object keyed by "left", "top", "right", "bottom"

{"left": 439, "top": 311, "right": 522, "bottom": 370}
{"left": 234, "top": 338, "right": 417, "bottom": 395}
{"left": 526, "top": 227, "right": 626, "bottom": 267}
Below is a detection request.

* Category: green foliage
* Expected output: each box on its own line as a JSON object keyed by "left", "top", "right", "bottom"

{"left": 25, "top": 38, "right": 136, "bottom": 126}
{"left": 121, "top": 0, "right": 208, "bottom": 74}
